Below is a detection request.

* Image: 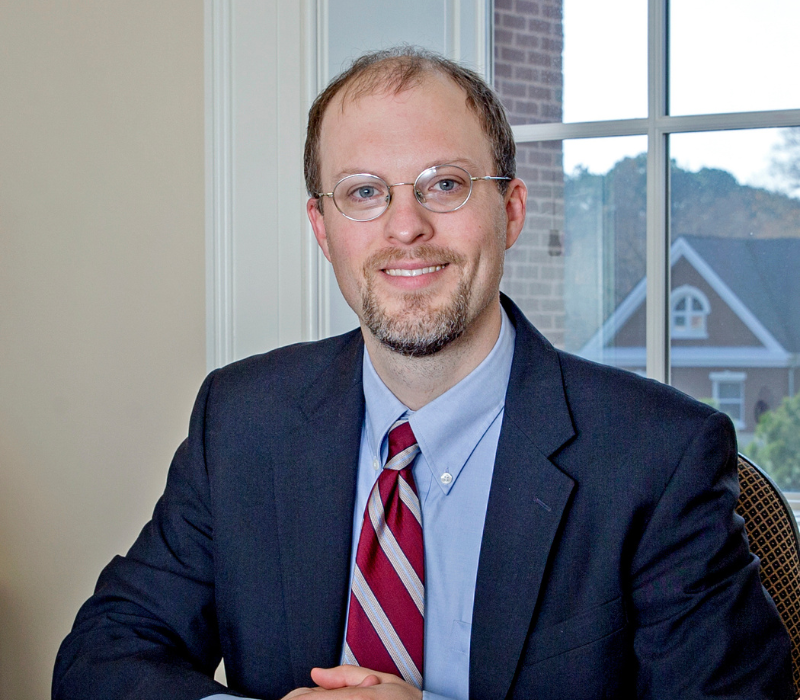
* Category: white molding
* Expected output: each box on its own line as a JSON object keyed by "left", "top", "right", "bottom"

{"left": 205, "top": 0, "right": 234, "bottom": 372}
{"left": 205, "top": 0, "right": 310, "bottom": 369}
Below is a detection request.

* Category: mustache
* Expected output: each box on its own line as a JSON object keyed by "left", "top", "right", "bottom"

{"left": 363, "top": 245, "right": 467, "bottom": 273}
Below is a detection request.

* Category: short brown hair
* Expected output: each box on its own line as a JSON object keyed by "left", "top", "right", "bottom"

{"left": 304, "top": 46, "right": 516, "bottom": 204}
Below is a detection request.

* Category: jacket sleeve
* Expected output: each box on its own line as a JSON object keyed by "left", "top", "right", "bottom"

{"left": 52, "top": 371, "right": 246, "bottom": 700}
{"left": 629, "top": 410, "right": 794, "bottom": 699}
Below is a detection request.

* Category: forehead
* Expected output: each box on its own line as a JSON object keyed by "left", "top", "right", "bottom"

{"left": 318, "top": 74, "right": 493, "bottom": 178}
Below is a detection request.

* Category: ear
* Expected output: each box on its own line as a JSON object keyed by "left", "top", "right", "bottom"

{"left": 503, "top": 178, "right": 527, "bottom": 250}
{"left": 307, "top": 198, "right": 332, "bottom": 262}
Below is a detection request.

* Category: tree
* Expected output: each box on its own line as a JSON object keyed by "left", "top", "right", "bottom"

{"left": 770, "top": 126, "right": 800, "bottom": 198}
{"left": 744, "top": 391, "right": 800, "bottom": 492}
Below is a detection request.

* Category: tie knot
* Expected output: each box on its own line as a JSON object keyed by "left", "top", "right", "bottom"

{"left": 386, "top": 420, "right": 419, "bottom": 471}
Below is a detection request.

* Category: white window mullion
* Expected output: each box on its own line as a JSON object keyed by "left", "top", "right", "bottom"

{"left": 644, "top": 0, "right": 670, "bottom": 383}
{"left": 308, "top": 0, "right": 331, "bottom": 342}
{"left": 205, "top": 0, "right": 235, "bottom": 371}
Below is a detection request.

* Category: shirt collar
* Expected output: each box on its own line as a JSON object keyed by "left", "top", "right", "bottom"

{"left": 362, "top": 306, "right": 516, "bottom": 494}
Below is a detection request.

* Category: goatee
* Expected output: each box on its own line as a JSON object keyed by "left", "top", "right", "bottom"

{"left": 360, "top": 246, "right": 470, "bottom": 357}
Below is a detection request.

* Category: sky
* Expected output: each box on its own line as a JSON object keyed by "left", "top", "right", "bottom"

{"left": 562, "top": 0, "right": 800, "bottom": 196}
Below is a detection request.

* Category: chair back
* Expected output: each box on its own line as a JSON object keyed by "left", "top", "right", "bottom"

{"left": 736, "top": 453, "right": 800, "bottom": 694}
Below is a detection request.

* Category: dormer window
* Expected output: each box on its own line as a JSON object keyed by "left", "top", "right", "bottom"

{"left": 671, "top": 285, "right": 710, "bottom": 339}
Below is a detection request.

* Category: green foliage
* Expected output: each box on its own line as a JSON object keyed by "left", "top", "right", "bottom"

{"left": 744, "top": 391, "right": 800, "bottom": 492}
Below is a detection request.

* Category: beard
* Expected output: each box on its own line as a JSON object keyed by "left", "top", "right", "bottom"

{"left": 360, "top": 245, "right": 472, "bottom": 357}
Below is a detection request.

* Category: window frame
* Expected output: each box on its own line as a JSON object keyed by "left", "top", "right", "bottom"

{"left": 710, "top": 370, "right": 747, "bottom": 429}
{"left": 507, "top": 0, "right": 800, "bottom": 383}
{"left": 670, "top": 284, "right": 710, "bottom": 339}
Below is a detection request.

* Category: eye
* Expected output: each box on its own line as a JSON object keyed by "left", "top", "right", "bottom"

{"left": 434, "top": 178, "right": 457, "bottom": 192}
{"left": 353, "top": 185, "right": 379, "bottom": 200}
{"left": 426, "top": 175, "right": 467, "bottom": 197}
{"left": 339, "top": 177, "right": 389, "bottom": 207}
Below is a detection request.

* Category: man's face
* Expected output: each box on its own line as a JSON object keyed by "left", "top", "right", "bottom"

{"left": 308, "top": 74, "right": 526, "bottom": 356}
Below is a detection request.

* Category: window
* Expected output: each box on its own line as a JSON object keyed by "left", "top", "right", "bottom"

{"left": 670, "top": 286, "right": 709, "bottom": 339}
{"left": 492, "top": 0, "right": 800, "bottom": 499}
{"left": 710, "top": 371, "right": 747, "bottom": 429}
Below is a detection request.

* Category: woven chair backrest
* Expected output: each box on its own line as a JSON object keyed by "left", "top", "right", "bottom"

{"left": 736, "top": 453, "right": 800, "bottom": 695}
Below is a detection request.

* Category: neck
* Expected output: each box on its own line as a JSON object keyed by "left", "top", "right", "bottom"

{"left": 362, "top": 297, "right": 503, "bottom": 411}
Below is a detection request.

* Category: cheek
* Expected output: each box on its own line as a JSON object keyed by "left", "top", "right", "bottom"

{"left": 472, "top": 222, "right": 509, "bottom": 279}
{"left": 324, "top": 233, "right": 368, "bottom": 304}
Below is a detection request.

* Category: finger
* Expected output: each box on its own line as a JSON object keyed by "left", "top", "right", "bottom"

{"left": 281, "top": 687, "right": 316, "bottom": 699}
{"left": 311, "top": 665, "right": 382, "bottom": 689}
{"left": 356, "top": 674, "right": 381, "bottom": 687}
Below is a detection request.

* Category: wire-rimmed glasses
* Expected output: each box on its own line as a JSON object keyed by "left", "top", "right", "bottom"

{"left": 314, "top": 164, "right": 511, "bottom": 222}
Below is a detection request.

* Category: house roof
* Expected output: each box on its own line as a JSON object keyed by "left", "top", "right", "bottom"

{"left": 682, "top": 236, "right": 800, "bottom": 353}
{"left": 578, "top": 235, "right": 800, "bottom": 366}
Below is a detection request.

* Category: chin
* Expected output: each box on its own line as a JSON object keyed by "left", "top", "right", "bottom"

{"left": 361, "top": 282, "right": 471, "bottom": 357}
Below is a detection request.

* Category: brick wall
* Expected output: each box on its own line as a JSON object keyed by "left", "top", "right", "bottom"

{"left": 494, "top": 0, "right": 565, "bottom": 347}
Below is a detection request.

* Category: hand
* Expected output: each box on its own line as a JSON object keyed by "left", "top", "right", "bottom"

{"left": 308, "top": 665, "right": 422, "bottom": 699}
{"left": 281, "top": 688, "right": 318, "bottom": 699}
{"left": 278, "top": 670, "right": 378, "bottom": 699}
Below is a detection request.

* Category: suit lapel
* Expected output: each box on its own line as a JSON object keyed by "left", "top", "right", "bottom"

{"left": 470, "top": 298, "right": 576, "bottom": 699}
{"left": 271, "top": 332, "right": 366, "bottom": 686}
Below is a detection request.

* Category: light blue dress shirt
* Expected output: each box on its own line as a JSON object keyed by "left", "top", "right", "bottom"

{"left": 204, "top": 309, "right": 515, "bottom": 700}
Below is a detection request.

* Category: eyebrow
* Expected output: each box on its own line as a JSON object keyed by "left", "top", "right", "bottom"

{"left": 330, "top": 158, "right": 484, "bottom": 183}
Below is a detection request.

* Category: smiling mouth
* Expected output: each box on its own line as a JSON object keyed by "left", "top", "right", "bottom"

{"left": 384, "top": 265, "right": 446, "bottom": 277}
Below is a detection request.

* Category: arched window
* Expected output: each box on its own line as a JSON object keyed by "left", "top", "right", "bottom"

{"left": 671, "top": 285, "right": 710, "bottom": 339}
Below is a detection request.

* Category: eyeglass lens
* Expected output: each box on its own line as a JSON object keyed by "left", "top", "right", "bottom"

{"left": 332, "top": 165, "right": 474, "bottom": 221}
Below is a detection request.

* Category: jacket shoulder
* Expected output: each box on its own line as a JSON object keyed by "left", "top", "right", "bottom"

{"left": 206, "top": 329, "right": 363, "bottom": 398}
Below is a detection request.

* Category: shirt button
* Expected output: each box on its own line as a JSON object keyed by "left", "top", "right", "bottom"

{"left": 373, "top": 458, "right": 380, "bottom": 470}
{"left": 440, "top": 472, "right": 453, "bottom": 485}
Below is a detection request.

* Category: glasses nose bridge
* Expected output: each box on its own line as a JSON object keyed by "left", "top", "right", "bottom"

{"left": 386, "top": 180, "right": 423, "bottom": 209}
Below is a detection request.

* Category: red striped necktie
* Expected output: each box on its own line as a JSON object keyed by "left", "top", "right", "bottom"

{"left": 344, "top": 419, "right": 425, "bottom": 688}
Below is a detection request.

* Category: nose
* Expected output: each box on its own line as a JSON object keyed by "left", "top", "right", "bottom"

{"left": 382, "top": 183, "right": 435, "bottom": 245}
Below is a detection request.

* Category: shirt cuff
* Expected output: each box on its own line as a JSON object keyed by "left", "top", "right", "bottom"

{"left": 422, "top": 692, "right": 456, "bottom": 700}
{"left": 201, "top": 695, "right": 257, "bottom": 699}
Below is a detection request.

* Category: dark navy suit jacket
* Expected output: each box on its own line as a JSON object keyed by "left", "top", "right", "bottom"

{"left": 53, "top": 296, "right": 793, "bottom": 700}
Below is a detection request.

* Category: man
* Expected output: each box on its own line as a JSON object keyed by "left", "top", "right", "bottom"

{"left": 53, "top": 48, "right": 793, "bottom": 700}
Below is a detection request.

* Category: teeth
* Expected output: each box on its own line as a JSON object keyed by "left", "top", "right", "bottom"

{"left": 385, "top": 265, "right": 445, "bottom": 277}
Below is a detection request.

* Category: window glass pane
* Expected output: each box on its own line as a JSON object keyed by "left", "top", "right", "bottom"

{"left": 670, "top": 0, "right": 800, "bottom": 115}
{"left": 718, "top": 383, "right": 740, "bottom": 401}
{"left": 669, "top": 129, "right": 800, "bottom": 495}
{"left": 503, "top": 136, "right": 647, "bottom": 368}
{"left": 494, "top": 0, "right": 646, "bottom": 125}
{"left": 328, "top": 1, "right": 446, "bottom": 74}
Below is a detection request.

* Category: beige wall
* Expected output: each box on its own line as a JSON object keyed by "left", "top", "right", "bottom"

{"left": 0, "top": 3, "right": 206, "bottom": 698}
